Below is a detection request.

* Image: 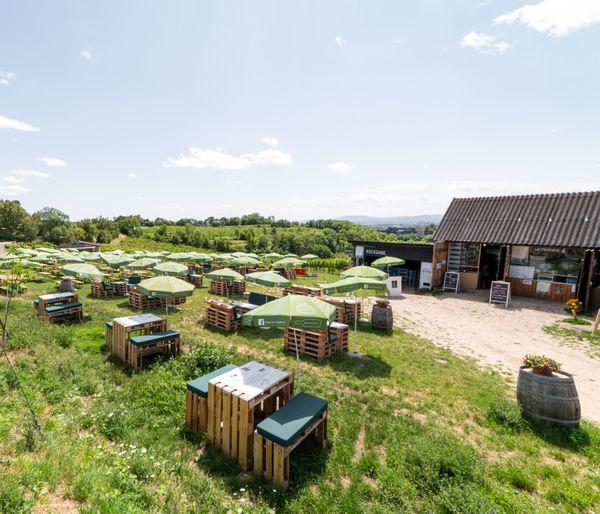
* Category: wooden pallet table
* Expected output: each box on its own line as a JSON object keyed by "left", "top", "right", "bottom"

{"left": 329, "top": 322, "right": 349, "bottom": 352}
{"left": 112, "top": 281, "right": 127, "bottom": 296}
{"left": 91, "top": 280, "right": 113, "bottom": 299}
{"left": 34, "top": 292, "right": 83, "bottom": 323}
{"left": 189, "top": 274, "right": 204, "bottom": 287}
{"left": 128, "top": 289, "right": 168, "bottom": 310}
{"left": 209, "top": 279, "right": 246, "bottom": 296}
{"left": 283, "top": 285, "right": 321, "bottom": 297}
{"left": 284, "top": 326, "right": 337, "bottom": 360}
{"left": 207, "top": 361, "right": 294, "bottom": 471}
{"left": 109, "top": 313, "right": 167, "bottom": 364}
{"left": 206, "top": 299, "right": 241, "bottom": 331}
{"left": 320, "top": 296, "right": 361, "bottom": 323}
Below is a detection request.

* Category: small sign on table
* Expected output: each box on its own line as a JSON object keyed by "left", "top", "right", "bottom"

{"left": 443, "top": 271, "right": 460, "bottom": 293}
{"left": 489, "top": 280, "right": 511, "bottom": 308}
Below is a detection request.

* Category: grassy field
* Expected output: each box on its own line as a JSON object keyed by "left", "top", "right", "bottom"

{"left": 1, "top": 273, "right": 600, "bottom": 513}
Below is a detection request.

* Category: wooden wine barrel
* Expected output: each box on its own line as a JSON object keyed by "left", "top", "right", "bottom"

{"left": 371, "top": 303, "right": 393, "bottom": 331}
{"left": 516, "top": 366, "right": 581, "bottom": 428}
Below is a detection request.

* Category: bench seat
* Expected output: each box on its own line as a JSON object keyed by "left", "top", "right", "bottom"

{"left": 248, "top": 292, "right": 277, "bottom": 307}
{"left": 256, "top": 392, "right": 327, "bottom": 448}
{"left": 44, "top": 301, "right": 82, "bottom": 314}
{"left": 186, "top": 364, "right": 238, "bottom": 398}
{"left": 129, "top": 330, "right": 179, "bottom": 347}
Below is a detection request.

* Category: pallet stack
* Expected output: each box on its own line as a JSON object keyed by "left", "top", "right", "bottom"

{"left": 189, "top": 274, "right": 204, "bottom": 287}
{"left": 91, "top": 280, "right": 112, "bottom": 299}
{"left": 109, "top": 313, "right": 166, "bottom": 363}
{"left": 320, "top": 296, "right": 361, "bottom": 323}
{"left": 284, "top": 327, "right": 337, "bottom": 360}
{"left": 206, "top": 299, "right": 241, "bottom": 331}
{"left": 282, "top": 285, "right": 321, "bottom": 297}
{"left": 209, "top": 279, "right": 246, "bottom": 296}
{"left": 329, "top": 322, "right": 349, "bottom": 352}
{"left": 112, "top": 281, "right": 127, "bottom": 296}
{"left": 128, "top": 289, "right": 167, "bottom": 310}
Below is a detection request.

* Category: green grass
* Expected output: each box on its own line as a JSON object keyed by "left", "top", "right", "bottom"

{"left": 1, "top": 273, "right": 600, "bottom": 512}
{"left": 559, "top": 317, "right": 592, "bottom": 326}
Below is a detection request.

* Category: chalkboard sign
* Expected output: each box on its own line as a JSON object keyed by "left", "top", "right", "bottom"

{"left": 443, "top": 271, "right": 460, "bottom": 293}
{"left": 489, "top": 281, "right": 511, "bottom": 308}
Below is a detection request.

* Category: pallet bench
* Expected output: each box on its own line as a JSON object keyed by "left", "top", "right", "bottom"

{"left": 254, "top": 392, "right": 328, "bottom": 489}
{"left": 185, "top": 364, "right": 239, "bottom": 432}
{"left": 206, "top": 299, "right": 242, "bottom": 331}
{"left": 248, "top": 292, "right": 277, "bottom": 307}
{"left": 34, "top": 292, "right": 83, "bottom": 323}
{"left": 284, "top": 326, "right": 337, "bottom": 360}
{"left": 283, "top": 285, "right": 321, "bottom": 297}
{"left": 209, "top": 279, "right": 246, "bottom": 297}
{"left": 320, "top": 296, "right": 361, "bottom": 323}
{"left": 128, "top": 329, "right": 180, "bottom": 370}
{"left": 91, "top": 280, "right": 113, "bottom": 299}
{"left": 127, "top": 289, "right": 187, "bottom": 310}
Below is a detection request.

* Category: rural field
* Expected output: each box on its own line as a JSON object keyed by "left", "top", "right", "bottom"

{"left": 1, "top": 257, "right": 599, "bottom": 513}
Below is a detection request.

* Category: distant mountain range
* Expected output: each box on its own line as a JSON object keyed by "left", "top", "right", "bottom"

{"left": 337, "top": 214, "right": 443, "bottom": 226}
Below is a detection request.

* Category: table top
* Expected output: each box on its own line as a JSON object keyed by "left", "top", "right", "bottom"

{"left": 232, "top": 301, "right": 257, "bottom": 311}
{"left": 39, "top": 292, "right": 75, "bottom": 301}
{"left": 209, "top": 360, "right": 290, "bottom": 400}
{"left": 330, "top": 321, "right": 349, "bottom": 329}
{"left": 113, "top": 313, "right": 164, "bottom": 327}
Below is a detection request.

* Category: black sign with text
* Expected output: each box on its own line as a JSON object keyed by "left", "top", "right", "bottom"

{"left": 489, "top": 281, "right": 510, "bottom": 307}
{"left": 443, "top": 271, "right": 459, "bottom": 293}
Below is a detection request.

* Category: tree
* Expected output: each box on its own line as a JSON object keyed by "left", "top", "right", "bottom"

{"left": 0, "top": 200, "right": 38, "bottom": 241}
{"left": 33, "top": 207, "right": 71, "bottom": 244}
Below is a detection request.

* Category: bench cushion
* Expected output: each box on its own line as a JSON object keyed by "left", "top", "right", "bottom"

{"left": 248, "top": 292, "right": 277, "bottom": 307}
{"left": 106, "top": 321, "right": 113, "bottom": 329}
{"left": 186, "top": 364, "right": 238, "bottom": 398}
{"left": 44, "top": 302, "right": 82, "bottom": 314}
{"left": 129, "top": 330, "right": 179, "bottom": 347}
{"left": 256, "top": 393, "right": 327, "bottom": 448}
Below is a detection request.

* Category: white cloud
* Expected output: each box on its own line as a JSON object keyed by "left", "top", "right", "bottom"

{"left": 2, "top": 176, "right": 24, "bottom": 184}
{"left": 334, "top": 36, "right": 347, "bottom": 46}
{"left": 0, "top": 114, "right": 40, "bottom": 132}
{"left": 261, "top": 136, "right": 279, "bottom": 148}
{"left": 460, "top": 31, "right": 512, "bottom": 54}
{"left": 128, "top": 173, "right": 139, "bottom": 178}
{"left": 165, "top": 146, "right": 293, "bottom": 170}
{"left": 12, "top": 169, "right": 50, "bottom": 178}
{"left": 328, "top": 162, "right": 355, "bottom": 174}
{"left": 36, "top": 157, "right": 67, "bottom": 167}
{"left": 0, "top": 185, "right": 29, "bottom": 196}
{"left": 80, "top": 48, "right": 93, "bottom": 60}
{"left": 0, "top": 72, "right": 15, "bottom": 86}
{"left": 494, "top": 0, "right": 600, "bottom": 37}
{"left": 136, "top": 196, "right": 144, "bottom": 201}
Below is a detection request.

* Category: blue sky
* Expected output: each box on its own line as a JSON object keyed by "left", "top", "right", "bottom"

{"left": 1, "top": 0, "right": 599, "bottom": 221}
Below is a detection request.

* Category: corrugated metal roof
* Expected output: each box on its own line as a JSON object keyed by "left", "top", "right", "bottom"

{"left": 433, "top": 191, "right": 600, "bottom": 248}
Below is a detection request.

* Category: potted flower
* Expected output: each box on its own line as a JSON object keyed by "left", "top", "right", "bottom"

{"left": 566, "top": 298, "right": 583, "bottom": 318}
{"left": 522, "top": 354, "right": 561, "bottom": 377}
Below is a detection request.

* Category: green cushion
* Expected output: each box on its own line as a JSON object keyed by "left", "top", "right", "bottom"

{"left": 106, "top": 321, "right": 113, "bottom": 329}
{"left": 256, "top": 393, "right": 327, "bottom": 448}
{"left": 186, "top": 364, "right": 238, "bottom": 398}
{"left": 129, "top": 330, "right": 179, "bottom": 347}
{"left": 44, "top": 302, "right": 82, "bottom": 314}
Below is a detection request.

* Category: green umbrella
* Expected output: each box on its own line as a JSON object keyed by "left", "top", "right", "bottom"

{"left": 231, "top": 256, "right": 260, "bottom": 266}
{"left": 128, "top": 257, "right": 160, "bottom": 270}
{"left": 145, "top": 252, "right": 164, "bottom": 258}
{"left": 101, "top": 254, "right": 133, "bottom": 268}
{"left": 189, "top": 253, "right": 213, "bottom": 263}
{"left": 169, "top": 252, "right": 193, "bottom": 261}
{"left": 300, "top": 254, "right": 319, "bottom": 260}
{"left": 271, "top": 257, "right": 305, "bottom": 268}
{"left": 282, "top": 253, "right": 298, "bottom": 258}
{"left": 340, "top": 265, "right": 388, "bottom": 280}
{"left": 263, "top": 252, "right": 282, "bottom": 259}
{"left": 81, "top": 253, "right": 102, "bottom": 262}
{"left": 205, "top": 268, "right": 244, "bottom": 281}
{"left": 242, "top": 295, "right": 337, "bottom": 391}
{"left": 245, "top": 271, "right": 291, "bottom": 288}
{"left": 137, "top": 276, "right": 194, "bottom": 298}
{"left": 153, "top": 261, "right": 189, "bottom": 276}
{"left": 231, "top": 252, "right": 247, "bottom": 258}
{"left": 28, "top": 254, "right": 51, "bottom": 263}
{"left": 62, "top": 263, "right": 104, "bottom": 279}
{"left": 57, "top": 253, "right": 84, "bottom": 263}
{"left": 214, "top": 254, "right": 234, "bottom": 263}
{"left": 371, "top": 256, "right": 405, "bottom": 269}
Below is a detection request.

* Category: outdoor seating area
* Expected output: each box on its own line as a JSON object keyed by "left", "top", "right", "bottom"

{"left": 90, "top": 279, "right": 128, "bottom": 298}
{"left": 320, "top": 296, "right": 362, "bottom": 323}
{"left": 205, "top": 299, "right": 243, "bottom": 331}
{"left": 284, "top": 323, "right": 349, "bottom": 359}
{"left": 107, "top": 313, "right": 180, "bottom": 370}
{"left": 283, "top": 284, "right": 321, "bottom": 297}
{"left": 33, "top": 291, "right": 83, "bottom": 323}
{"left": 209, "top": 279, "right": 246, "bottom": 296}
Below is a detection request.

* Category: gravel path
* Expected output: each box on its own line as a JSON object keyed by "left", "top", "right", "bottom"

{"left": 386, "top": 290, "right": 600, "bottom": 424}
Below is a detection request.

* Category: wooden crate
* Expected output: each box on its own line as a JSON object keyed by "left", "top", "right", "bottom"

{"left": 185, "top": 390, "right": 208, "bottom": 433}
{"left": 110, "top": 314, "right": 167, "bottom": 364}
{"left": 112, "top": 281, "right": 127, "bottom": 296}
{"left": 320, "top": 296, "right": 361, "bottom": 323}
{"left": 128, "top": 290, "right": 168, "bottom": 310}
{"left": 284, "top": 327, "right": 336, "bottom": 360}
{"left": 283, "top": 285, "right": 321, "bottom": 297}
{"left": 207, "top": 363, "right": 294, "bottom": 471}
{"left": 329, "top": 322, "right": 349, "bottom": 352}
{"left": 209, "top": 280, "right": 246, "bottom": 296}
{"left": 206, "top": 299, "right": 241, "bottom": 331}
{"left": 189, "top": 274, "right": 203, "bottom": 287}
{"left": 91, "top": 280, "right": 112, "bottom": 299}
{"left": 128, "top": 331, "right": 180, "bottom": 370}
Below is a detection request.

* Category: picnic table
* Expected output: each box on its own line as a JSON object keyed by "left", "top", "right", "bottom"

{"left": 109, "top": 313, "right": 167, "bottom": 367}
{"left": 207, "top": 361, "right": 294, "bottom": 471}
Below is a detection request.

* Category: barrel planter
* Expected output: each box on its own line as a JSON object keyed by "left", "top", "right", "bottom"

{"left": 516, "top": 366, "right": 581, "bottom": 428}
{"left": 371, "top": 300, "right": 393, "bottom": 331}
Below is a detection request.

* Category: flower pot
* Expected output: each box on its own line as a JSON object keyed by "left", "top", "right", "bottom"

{"left": 571, "top": 309, "right": 578, "bottom": 318}
{"left": 532, "top": 366, "right": 554, "bottom": 377}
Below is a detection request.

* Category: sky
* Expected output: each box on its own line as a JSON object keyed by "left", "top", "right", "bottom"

{"left": 1, "top": 0, "right": 599, "bottom": 221}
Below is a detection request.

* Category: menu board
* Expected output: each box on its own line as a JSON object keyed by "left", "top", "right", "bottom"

{"left": 443, "top": 271, "right": 460, "bottom": 293}
{"left": 489, "top": 281, "right": 511, "bottom": 308}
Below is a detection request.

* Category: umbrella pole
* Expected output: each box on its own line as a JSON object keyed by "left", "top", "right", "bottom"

{"left": 348, "top": 294, "right": 363, "bottom": 358}
{"left": 293, "top": 329, "right": 301, "bottom": 393}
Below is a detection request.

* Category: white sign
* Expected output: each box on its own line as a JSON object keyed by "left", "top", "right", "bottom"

{"left": 355, "top": 246, "right": 364, "bottom": 258}
{"left": 508, "top": 265, "right": 535, "bottom": 280}
{"left": 365, "top": 248, "right": 386, "bottom": 256}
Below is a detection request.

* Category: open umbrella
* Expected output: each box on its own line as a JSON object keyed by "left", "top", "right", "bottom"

{"left": 128, "top": 257, "right": 160, "bottom": 270}
{"left": 169, "top": 252, "right": 193, "bottom": 261}
{"left": 320, "top": 276, "right": 388, "bottom": 357}
{"left": 137, "top": 276, "right": 194, "bottom": 298}
{"left": 271, "top": 257, "right": 305, "bottom": 268}
{"left": 153, "top": 261, "right": 189, "bottom": 276}
{"left": 300, "top": 254, "right": 319, "bottom": 260}
{"left": 371, "top": 256, "right": 405, "bottom": 276}
{"left": 282, "top": 253, "right": 298, "bottom": 258}
{"left": 62, "top": 263, "right": 104, "bottom": 280}
{"left": 205, "top": 268, "right": 244, "bottom": 281}
{"left": 57, "top": 254, "right": 85, "bottom": 263}
{"left": 263, "top": 252, "right": 282, "bottom": 260}
{"left": 231, "top": 256, "right": 260, "bottom": 266}
{"left": 242, "top": 295, "right": 337, "bottom": 391}
{"left": 245, "top": 271, "right": 291, "bottom": 288}
{"left": 340, "top": 265, "right": 388, "bottom": 281}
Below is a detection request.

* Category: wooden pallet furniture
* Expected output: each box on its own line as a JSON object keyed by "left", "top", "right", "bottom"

{"left": 207, "top": 361, "right": 294, "bottom": 471}
{"left": 209, "top": 279, "right": 246, "bottom": 296}
{"left": 320, "top": 296, "right": 361, "bottom": 323}
{"left": 206, "top": 299, "right": 242, "bottom": 331}
{"left": 109, "top": 313, "right": 167, "bottom": 366}
{"left": 112, "top": 281, "right": 127, "bottom": 296}
{"left": 185, "top": 364, "right": 239, "bottom": 432}
{"left": 254, "top": 392, "right": 328, "bottom": 489}
{"left": 189, "top": 274, "right": 204, "bottom": 287}
{"left": 231, "top": 301, "right": 258, "bottom": 315}
{"left": 105, "top": 321, "right": 113, "bottom": 349}
{"left": 34, "top": 292, "right": 83, "bottom": 323}
{"left": 128, "top": 329, "right": 180, "bottom": 370}
{"left": 283, "top": 285, "right": 321, "bottom": 297}
{"left": 127, "top": 289, "right": 183, "bottom": 310}
{"left": 329, "top": 322, "right": 349, "bottom": 352}
{"left": 91, "top": 279, "right": 113, "bottom": 299}
{"left": 247, "top": 292, "right": 278, "bottom": 307}
{"left": 284, "top": 326, "right": 337, "bottom": 360}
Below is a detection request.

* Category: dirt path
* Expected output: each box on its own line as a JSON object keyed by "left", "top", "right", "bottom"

{"left": 386, "top": 290, "right": 600, "bottom": 425}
